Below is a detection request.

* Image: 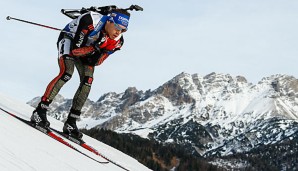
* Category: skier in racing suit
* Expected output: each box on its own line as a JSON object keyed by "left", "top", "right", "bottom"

{"left": 31, "top": 9, "right": 130, "bottom": 139}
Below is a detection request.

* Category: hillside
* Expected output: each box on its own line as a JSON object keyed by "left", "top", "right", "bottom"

{"left": 0, "top": 92, "right": 151, "bottom": 171}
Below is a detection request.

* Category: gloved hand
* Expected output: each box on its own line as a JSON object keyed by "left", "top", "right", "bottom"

{"left": 71, "top": 46, "right": 102, "bottom": 66}
{"left": 71, "top": 46, "right": 96, "bottom": 57}
{"left": 79, "top": 51, "right": 101, "bottom": 66}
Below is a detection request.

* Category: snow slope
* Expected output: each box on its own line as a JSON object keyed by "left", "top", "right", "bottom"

{"left": 0, "top": 92, "right": 151, "bottom": 171}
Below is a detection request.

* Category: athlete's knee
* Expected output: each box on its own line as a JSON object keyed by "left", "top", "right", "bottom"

{"left": 82, "top": 76, "right": 93, "bottom": 87}
{"left": 61, "top": 73, "right": 72, "bottom": 82}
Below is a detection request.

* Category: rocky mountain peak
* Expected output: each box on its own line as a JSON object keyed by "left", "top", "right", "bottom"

{"left": 120, "top": 87, "right": 142, "bottom": 110}
{"left": 155, "top": 73, "right": 196, "bottom": 105}
{"left": 270, "top": 75, "right": 298, "bottom": 97}
{"left": 27, "top": 72, "right": 298, "bottom": 158}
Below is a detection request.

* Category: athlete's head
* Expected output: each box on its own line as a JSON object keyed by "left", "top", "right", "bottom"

{"left": 105, "top": 9, "right": 130, "bottom": 39}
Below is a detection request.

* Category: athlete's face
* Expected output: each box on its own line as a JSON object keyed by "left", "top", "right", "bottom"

{"left": 105, "top": 21, "right": 127, "bottom": 39}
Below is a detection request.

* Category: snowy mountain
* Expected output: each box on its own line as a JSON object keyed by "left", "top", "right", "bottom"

{"left": 0, "top": 92, "right": 151, "bottom": 171}
{"left": 28, "top": 72, "right": 298, "bottom": 157}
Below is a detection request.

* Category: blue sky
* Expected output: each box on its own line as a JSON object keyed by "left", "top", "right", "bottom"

{"left": 0, "top": 0, "right": 298, "bottom": 103}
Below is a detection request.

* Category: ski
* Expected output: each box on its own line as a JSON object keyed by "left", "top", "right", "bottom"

{"left": 50, "top": 127, "right": 104, "bottom": 156}
{"left": 50, "top": 127, "right": 130, "bottom": 171}
{"left": 0, "top": 107, "right": 109, "bottom": 164}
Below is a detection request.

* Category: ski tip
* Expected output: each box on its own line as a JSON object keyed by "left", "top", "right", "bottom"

{"left": 6, "top": 16, "right": 11, "bottom": 20}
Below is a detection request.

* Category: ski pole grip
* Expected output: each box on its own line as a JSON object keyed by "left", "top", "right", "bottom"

{"left": 6, "top": 16, "right": 12, "bottom": 20}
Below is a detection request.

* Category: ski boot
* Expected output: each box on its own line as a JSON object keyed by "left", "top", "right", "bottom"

{"left": 63, "top": 109, "right": 83, "bottom": 139}
{"left": 30, "top": 101, "right": 50, "bottom": 128}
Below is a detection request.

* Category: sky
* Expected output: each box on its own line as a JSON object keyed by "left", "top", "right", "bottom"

{"left": 0, "top": 0, "right": 298, "bottom": 103}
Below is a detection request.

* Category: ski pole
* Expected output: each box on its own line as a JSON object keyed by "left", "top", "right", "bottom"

{"left": 6, "top": 16, "right": 72, "bottom": 34}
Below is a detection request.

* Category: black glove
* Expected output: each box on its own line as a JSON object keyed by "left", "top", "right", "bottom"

{"left": 71, "top": 46, "right": 96, "bottom": 57}
{"left": 80, "top": 50, "right": 101, "bottom": 66}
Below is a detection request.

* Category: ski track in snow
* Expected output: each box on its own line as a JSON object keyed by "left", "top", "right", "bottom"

{"left": 0, "top": 92, "right": 151, "bottom": 171}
